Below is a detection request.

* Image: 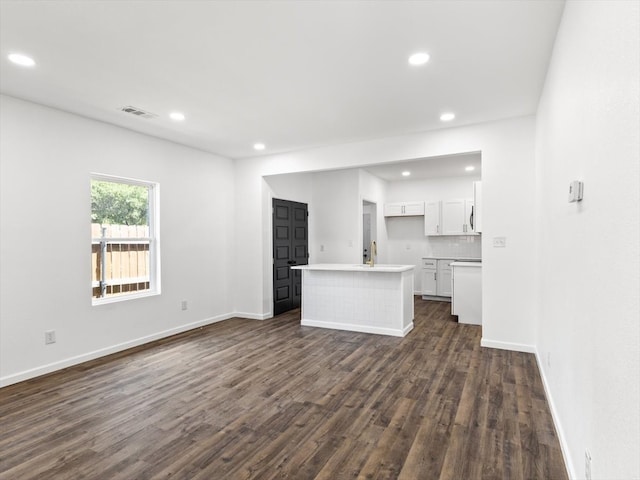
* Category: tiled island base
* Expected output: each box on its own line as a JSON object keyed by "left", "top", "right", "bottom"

{"left": 292, "top": 264, "right": 415, "bottom": 337}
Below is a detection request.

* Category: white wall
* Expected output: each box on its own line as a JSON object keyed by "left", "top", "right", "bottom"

{"left": 0, "top": 95, "right": 236, "bottom": 385}
{"left": 234, "top": 115, "right": 538, "bottom": 352}
{"left": 311, "top": 169, "right": 360, "bottom": 264}
{"left": 534, "top": 1, "right": 640, "bottom": 479}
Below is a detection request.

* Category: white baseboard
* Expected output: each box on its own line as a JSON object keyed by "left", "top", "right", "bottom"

{"left": 301, "top": 318, "right": 413, "bottom": 337}
{"left": 480, "top": 338, "right": 537, "bottom": 353}
{"left": 421, "top": 295, "right": 452, "bottom": 302}
{"left": 533, "top": 348, "right": 576, "bottom": 480}
{"left": 232, "top": 311, "right": 272, "bottom": 320}
{"left": 0, "top": 313, "right": 235, "bottom": 388}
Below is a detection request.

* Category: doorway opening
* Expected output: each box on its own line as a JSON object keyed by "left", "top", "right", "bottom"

{"left": 272, "top": 198, "right": 309, "bottom": 315}
{"left": 362, "top": 200, "right": 377, "bottom": 263}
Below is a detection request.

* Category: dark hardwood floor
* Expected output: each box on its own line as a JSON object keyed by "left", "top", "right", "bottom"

{"left": 0, "top": 299, "right": 568, "bottom": 479}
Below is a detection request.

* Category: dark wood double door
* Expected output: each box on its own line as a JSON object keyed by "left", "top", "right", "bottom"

{"left": 273, "top": 199, "right": 308, "bottom": 315}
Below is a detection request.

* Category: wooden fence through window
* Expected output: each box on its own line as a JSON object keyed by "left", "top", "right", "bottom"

{"left": 91, "top": 224, "right": 150, "bottom": 298}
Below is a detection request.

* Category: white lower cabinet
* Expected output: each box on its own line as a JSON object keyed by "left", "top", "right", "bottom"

{"left": 421, "top": 258, "right": 454, "bottom": 300}
{"left": 436, "top": 260, "right": 453, "bottom": 297}
{"left": 421, "top": 259, "right": 437, "bottom": 296}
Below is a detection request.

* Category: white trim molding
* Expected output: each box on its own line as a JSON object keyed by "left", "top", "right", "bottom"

{"left": 301, "top": 318, "right": 413, "bottom": 338}
{"left": 233, "top": 312, "right": 272, "bottom": 320}
{"left": 480, "top": 338, "right": 537, "bottom": 354}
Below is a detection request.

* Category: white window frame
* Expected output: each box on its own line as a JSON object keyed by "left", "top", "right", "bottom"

{"left": 91, "top": 173, "right": 161, "bottom": 306}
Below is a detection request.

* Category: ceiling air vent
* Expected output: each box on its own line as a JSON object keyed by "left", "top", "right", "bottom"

{"left": 120, "top": 105, "right": 158, "bottom": 119}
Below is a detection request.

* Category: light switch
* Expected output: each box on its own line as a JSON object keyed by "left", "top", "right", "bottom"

{"left": 493, "top": 237, "right": 506, "bottom": 248}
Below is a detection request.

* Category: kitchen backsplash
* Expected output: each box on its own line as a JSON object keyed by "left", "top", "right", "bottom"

{"left": 424, "top": 235, "right": 481, "bottom": 258}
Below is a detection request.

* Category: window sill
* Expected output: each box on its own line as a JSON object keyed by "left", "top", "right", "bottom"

{"left": 92, "top": 289, "right": 160, "bottom": 306}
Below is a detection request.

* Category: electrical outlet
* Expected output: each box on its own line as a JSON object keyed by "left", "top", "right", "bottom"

{"left": 181, "top": 300, "right": 188, "bottom": 311}
{"left": 585, "top": 449, "right": 592, "bottom": 480}
{"left": 45, "top": 330, "right": 56, "bottom": 345}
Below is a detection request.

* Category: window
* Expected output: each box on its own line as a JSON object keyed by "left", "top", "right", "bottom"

{"left": 91, "top": 174, "right": 160, "bottom": 304}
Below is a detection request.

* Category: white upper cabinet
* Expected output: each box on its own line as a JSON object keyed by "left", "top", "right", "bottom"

{"left": 473, "top": 181, "right": 482, "bottom": 233}
{"left": 441, "top": 199, "right": 466, "bottom": 235}
{"left": 384, "top": 203, "right": 404, "bottom": 216}
{"left": 465, "top": 199, "right": 476, "bottom": 234}
{"left": 384, "top": 201, "right": 424, "bottom": 217}
{"left": 426, "top": 198, "right": 476, "bottom": 236}
{"left": 402, "top": 201, "right": 425, "bottom": 216}
{"left": 424, "top": 201, "right": 441, "bottom": 235}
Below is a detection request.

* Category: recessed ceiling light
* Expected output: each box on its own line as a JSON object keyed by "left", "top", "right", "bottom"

{"left": 253, "top": 143, "right": 266, "bottom": 151}
{"left": 465, "top": 166, "right": 475, "bottom": 172}
{"left": 8, "top": 53, "right": 36, "bottom": 67}
{"left": 402, "top": 171, "right": 411, "bottom": 177}
{"left": 169, "top": 112, "right": 185, "bottom": 121}
{"left": 408, "top": 52, "right": 430, "bottom": 66}
{"left": 440, "top": 112, "right": 455, "bottom": 122}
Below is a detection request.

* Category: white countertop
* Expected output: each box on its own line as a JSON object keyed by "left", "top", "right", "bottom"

{"left": 291, "top": 263, "right": 414, "bottom": 273}
{"left": 450, "top": 261, "right": 482, "bottom": 267}
{"left": 423, "top": 257, "right": 481, "bottom": 261}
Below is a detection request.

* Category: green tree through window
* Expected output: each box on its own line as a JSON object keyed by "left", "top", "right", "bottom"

{"left": 91, "top": 180, "right": 148, "bottom": 226}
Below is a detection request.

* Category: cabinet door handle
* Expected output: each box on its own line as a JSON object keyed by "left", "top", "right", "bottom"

{"left": 434, "top": 272, "right": 437, "bottom": 281}
{"left": 470, "top": 206, "right": 474, "bottom": 231}
{"left": 436, "top": 225, "right": 439, "bottom": 234}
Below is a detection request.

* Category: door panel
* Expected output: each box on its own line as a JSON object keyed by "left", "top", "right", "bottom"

{"left": 275, "top": 266, "right": 289, "bottom": 280}
{"left": 275, "top": 246, "right": 289, "bottom": 260}
{"left": 276, "top": 226, "right": 289, "bottom": 239}
{"left": 273, "top": 198, "right": 308, "bottom": 315}
{"left": 275, "top": 286, "right": 290, "bottom": 301}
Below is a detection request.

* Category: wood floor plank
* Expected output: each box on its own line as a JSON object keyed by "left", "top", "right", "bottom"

{"left": 0, "top": 299, "right": 568, "bottom": 480}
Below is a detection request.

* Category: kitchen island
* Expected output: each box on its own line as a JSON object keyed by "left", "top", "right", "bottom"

{"left": 290, "top": 264, "right": 415, "bottom": 337}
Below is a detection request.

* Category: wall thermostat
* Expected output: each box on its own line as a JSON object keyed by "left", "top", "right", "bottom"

{"left": 568, "top": 180, "right": 584, "bottom": 202}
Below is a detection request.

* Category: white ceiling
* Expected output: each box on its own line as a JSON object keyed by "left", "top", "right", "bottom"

{"left": 364, "top": 152, "right": 481, "bottom": 181}
{"left": 0, "top": 1, "right": 565, "bottom": 160}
